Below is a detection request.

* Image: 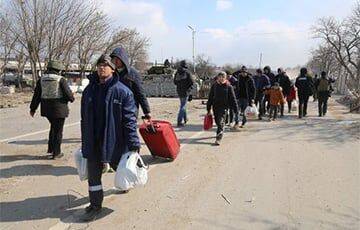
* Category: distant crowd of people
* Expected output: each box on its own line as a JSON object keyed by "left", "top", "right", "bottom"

{"left": 202, "top": 66, "right": 335, "bottom": 145}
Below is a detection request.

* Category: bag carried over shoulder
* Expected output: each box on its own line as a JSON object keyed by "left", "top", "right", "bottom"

{"left": 74, "top": 148, "right": 88, "bottom": 181}
{"left": 203, "top": 114, "right": 213, "bottom": 130}
{"left": 245, "top": 105, "right": 259, "bottom": 119}
{"left": 114, "top": 152, "right": 148, "bottom": 191}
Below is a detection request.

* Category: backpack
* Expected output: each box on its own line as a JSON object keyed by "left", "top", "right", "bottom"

{"left": 318, "top": 78, "right": 329, "bottom": 92}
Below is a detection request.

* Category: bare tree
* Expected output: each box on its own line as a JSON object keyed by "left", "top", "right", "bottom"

{"left": 312, "top": 1, "right": 360, "bottom": 97}
{"left": 195, "top": 54, "right": 216, "bottom": 80}
{"left": 1, "top": 0, "right": 152, "bottom": 88}
{"left": 0, "top": 12, "right": 19, "bottom": 75}
{"left": 105, "top": 28, "right": 150, "bottom": 71}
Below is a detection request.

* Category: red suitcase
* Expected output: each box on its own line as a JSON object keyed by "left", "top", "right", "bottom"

{"left": 139, "top": 120, "right": 180, "bottom": 160}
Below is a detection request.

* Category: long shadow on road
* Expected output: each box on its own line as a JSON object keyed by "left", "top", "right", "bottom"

{"left": 0, "top": 164, "right": 77, "bottom": 178}
{"left": 0, "top": 189, "right": 119, "bottom": 224}
{"left": 8, "top": 138, "right": 81, "bottom": 145}
{"left": 0, "top": 154, "right": 51, "bottom": 163}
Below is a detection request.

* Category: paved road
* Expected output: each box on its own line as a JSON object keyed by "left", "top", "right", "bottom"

{"left": 0, "top": 96, "right": 359, "bottom": 230}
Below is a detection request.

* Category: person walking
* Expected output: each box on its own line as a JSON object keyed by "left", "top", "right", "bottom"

{"left": 295, "top": 67, "right": 314, "bottom": 118}
{"left": 263, "top": 66, "right": 276, "bottom": 113}
{"left": 315, "top": 71, "right": 332, "bottom": 117}
{"left": 80, "top": 54, "right": 140, "bottom": 221}
{"left": 276, "top": 68, "right": 291, "bottom": 117}
{"left": 207, "top": 71, "right": 238, "bottom": 145}
{"left": 110, "top": 47, "right": 151, "bottom": 119}
{"left": 173, "top": 60, "right": 195, "bottom": 127}
{"left": 253, "top": 69, "right": 270, "bottom": 120}
{"left": 264, "top": 82, "right": 285, "bottom": 121}
{"left": 29, "top": 60, "right": 75, "bottom": 159}
{"left": 232, "top": 66, "right": 256, "bottom": 128}
{"left": 226, "top": 71, "right": 238, "bottom": 125}
{"left": 287, "top": 82, "right": 297, "bottom": 113}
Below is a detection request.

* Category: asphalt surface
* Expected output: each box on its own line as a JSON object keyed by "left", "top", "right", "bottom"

{"left": 0, "top": 96, "right": 359, "bottom": 230}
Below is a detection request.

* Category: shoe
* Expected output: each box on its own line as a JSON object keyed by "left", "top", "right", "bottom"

{"left": 52, "top": 153, "right": 64, "bottom": 159}
{"left": 177, "top": 123, "right": 185, "bottom": 127}
{"left": 258, "top": 116, "right": 263, "bottom": 120}
{"left": 232, "top": 124, "right": 241, "bottom": 131}
{"left": 214, "top": 139, "right": 221, "bottom": 146}
{"left": 184, "top": 119, "right": 189, "bottom": 124}
{"left": 80, "top": 205, "right": 102, "bottom": 222}
{"left": 240, "top": 125, "right": 245, "bottom": 128}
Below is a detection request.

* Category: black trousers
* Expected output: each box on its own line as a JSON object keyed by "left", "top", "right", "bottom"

{"left": 318, "top": 93, "right": 329, "bottom": 116}
{"left": 287, "top": 100, "right": 293, "bottom": 113}
{"left": 298, "top": 95, "right": 310, "bottom": 118}
{"left": 214, "top": 109, "right": 226, "bottom": 140}
{"left": 87, "top": 144, "right": 118, "bottom": 207}
{"left": 269, "top": 105, "right": 278, "bottom": 119}
{"left": 46, "top": 117, "right": 65, "bottom": 155}
{"left": 87, "top": 160, "right": 104, "bottom": 207}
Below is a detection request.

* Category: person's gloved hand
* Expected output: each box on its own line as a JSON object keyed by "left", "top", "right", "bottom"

{"left": 129, "top": 146, "right": 140, "bottom": 153}
{"left": 144, "top": 113, "right": 151, "bottom": 120}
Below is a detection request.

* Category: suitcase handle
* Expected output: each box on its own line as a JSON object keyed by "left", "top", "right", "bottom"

{"left": 141, "top": 116, "right": 157, "bottom": 134}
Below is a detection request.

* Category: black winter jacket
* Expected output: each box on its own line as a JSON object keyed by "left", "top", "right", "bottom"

{"left": 266, "top": 72, "right": 278, "bottom": 86}
{"left": 295, "top": 75, "right": 314, "bottom": 97}
{"left": 111, "top": 47, "right": 151, "bottom": 115}
{"left": 207, "top": 82, "right": 238, "bottom": 113}
{"left": 277, "top": 73, "right": 291, "bottom": 96}
{"left": 174, "top": 67, "right": 194, "bottom": 98}
{"left": 234, "top": 74, "right": 256, "bottom": 102}
{"left": 30, "top": 76, "right": 74, "bottom": 118}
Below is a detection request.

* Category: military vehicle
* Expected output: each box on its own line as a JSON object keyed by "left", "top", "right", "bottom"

{"left": 142, "top": 65, "right": 200, "bottom": 98}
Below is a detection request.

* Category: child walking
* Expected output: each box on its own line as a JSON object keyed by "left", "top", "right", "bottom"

{"left": 264, "top": 82, "right": 285, "bottom": 121}
{"left": 207, "top": 71, "right": 238, "bottom": 145}
{"left": 287, "top": 82, "right": 297, "bottom": 113}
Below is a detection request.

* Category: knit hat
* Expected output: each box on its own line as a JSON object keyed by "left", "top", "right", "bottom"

{"left": 96, "top": 54, "right": 116, "bottom": 70}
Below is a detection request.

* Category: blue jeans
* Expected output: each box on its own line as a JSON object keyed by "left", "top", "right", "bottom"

{"left": 235, "top": 98, "right": 248, "bottom": 126}
{"left": 255, "top": 93, "right": 265, "bottom": 118}
{"left": 177, "top": 96, "right": 188, "bottom": 124}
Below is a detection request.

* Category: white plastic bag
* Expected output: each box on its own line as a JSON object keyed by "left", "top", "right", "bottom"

{"left": 114, "top": 152, "right": 148, "bottom": 191}
{"left": 74, "top": 148, "right": 88, "bottom": 181}
{"left": 292, "top": 100, "right": 298, "bottom": 111}
{"left": 245, "top": 105, "right": 259, "bottom": 119}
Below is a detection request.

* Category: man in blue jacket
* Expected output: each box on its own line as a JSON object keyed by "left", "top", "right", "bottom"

{"left": 80, "top": 54, "right": 140, "bottom": 221}
{"left": 110, "top": 47, "right": 151, "bottom": 119}
{"left": 253, "top": 69, "right": 270, "bottom": 120}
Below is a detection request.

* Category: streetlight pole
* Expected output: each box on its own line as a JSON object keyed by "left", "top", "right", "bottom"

{"left": 187, "top": 25, "right": 196, "bottom": 74}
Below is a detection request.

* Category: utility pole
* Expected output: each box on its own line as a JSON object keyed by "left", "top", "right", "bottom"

{"left": 259, "top": 53, "right": 263, "bottom": 68}
{"left": 187, "top": 25, "right": 196, "bottom": 74}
